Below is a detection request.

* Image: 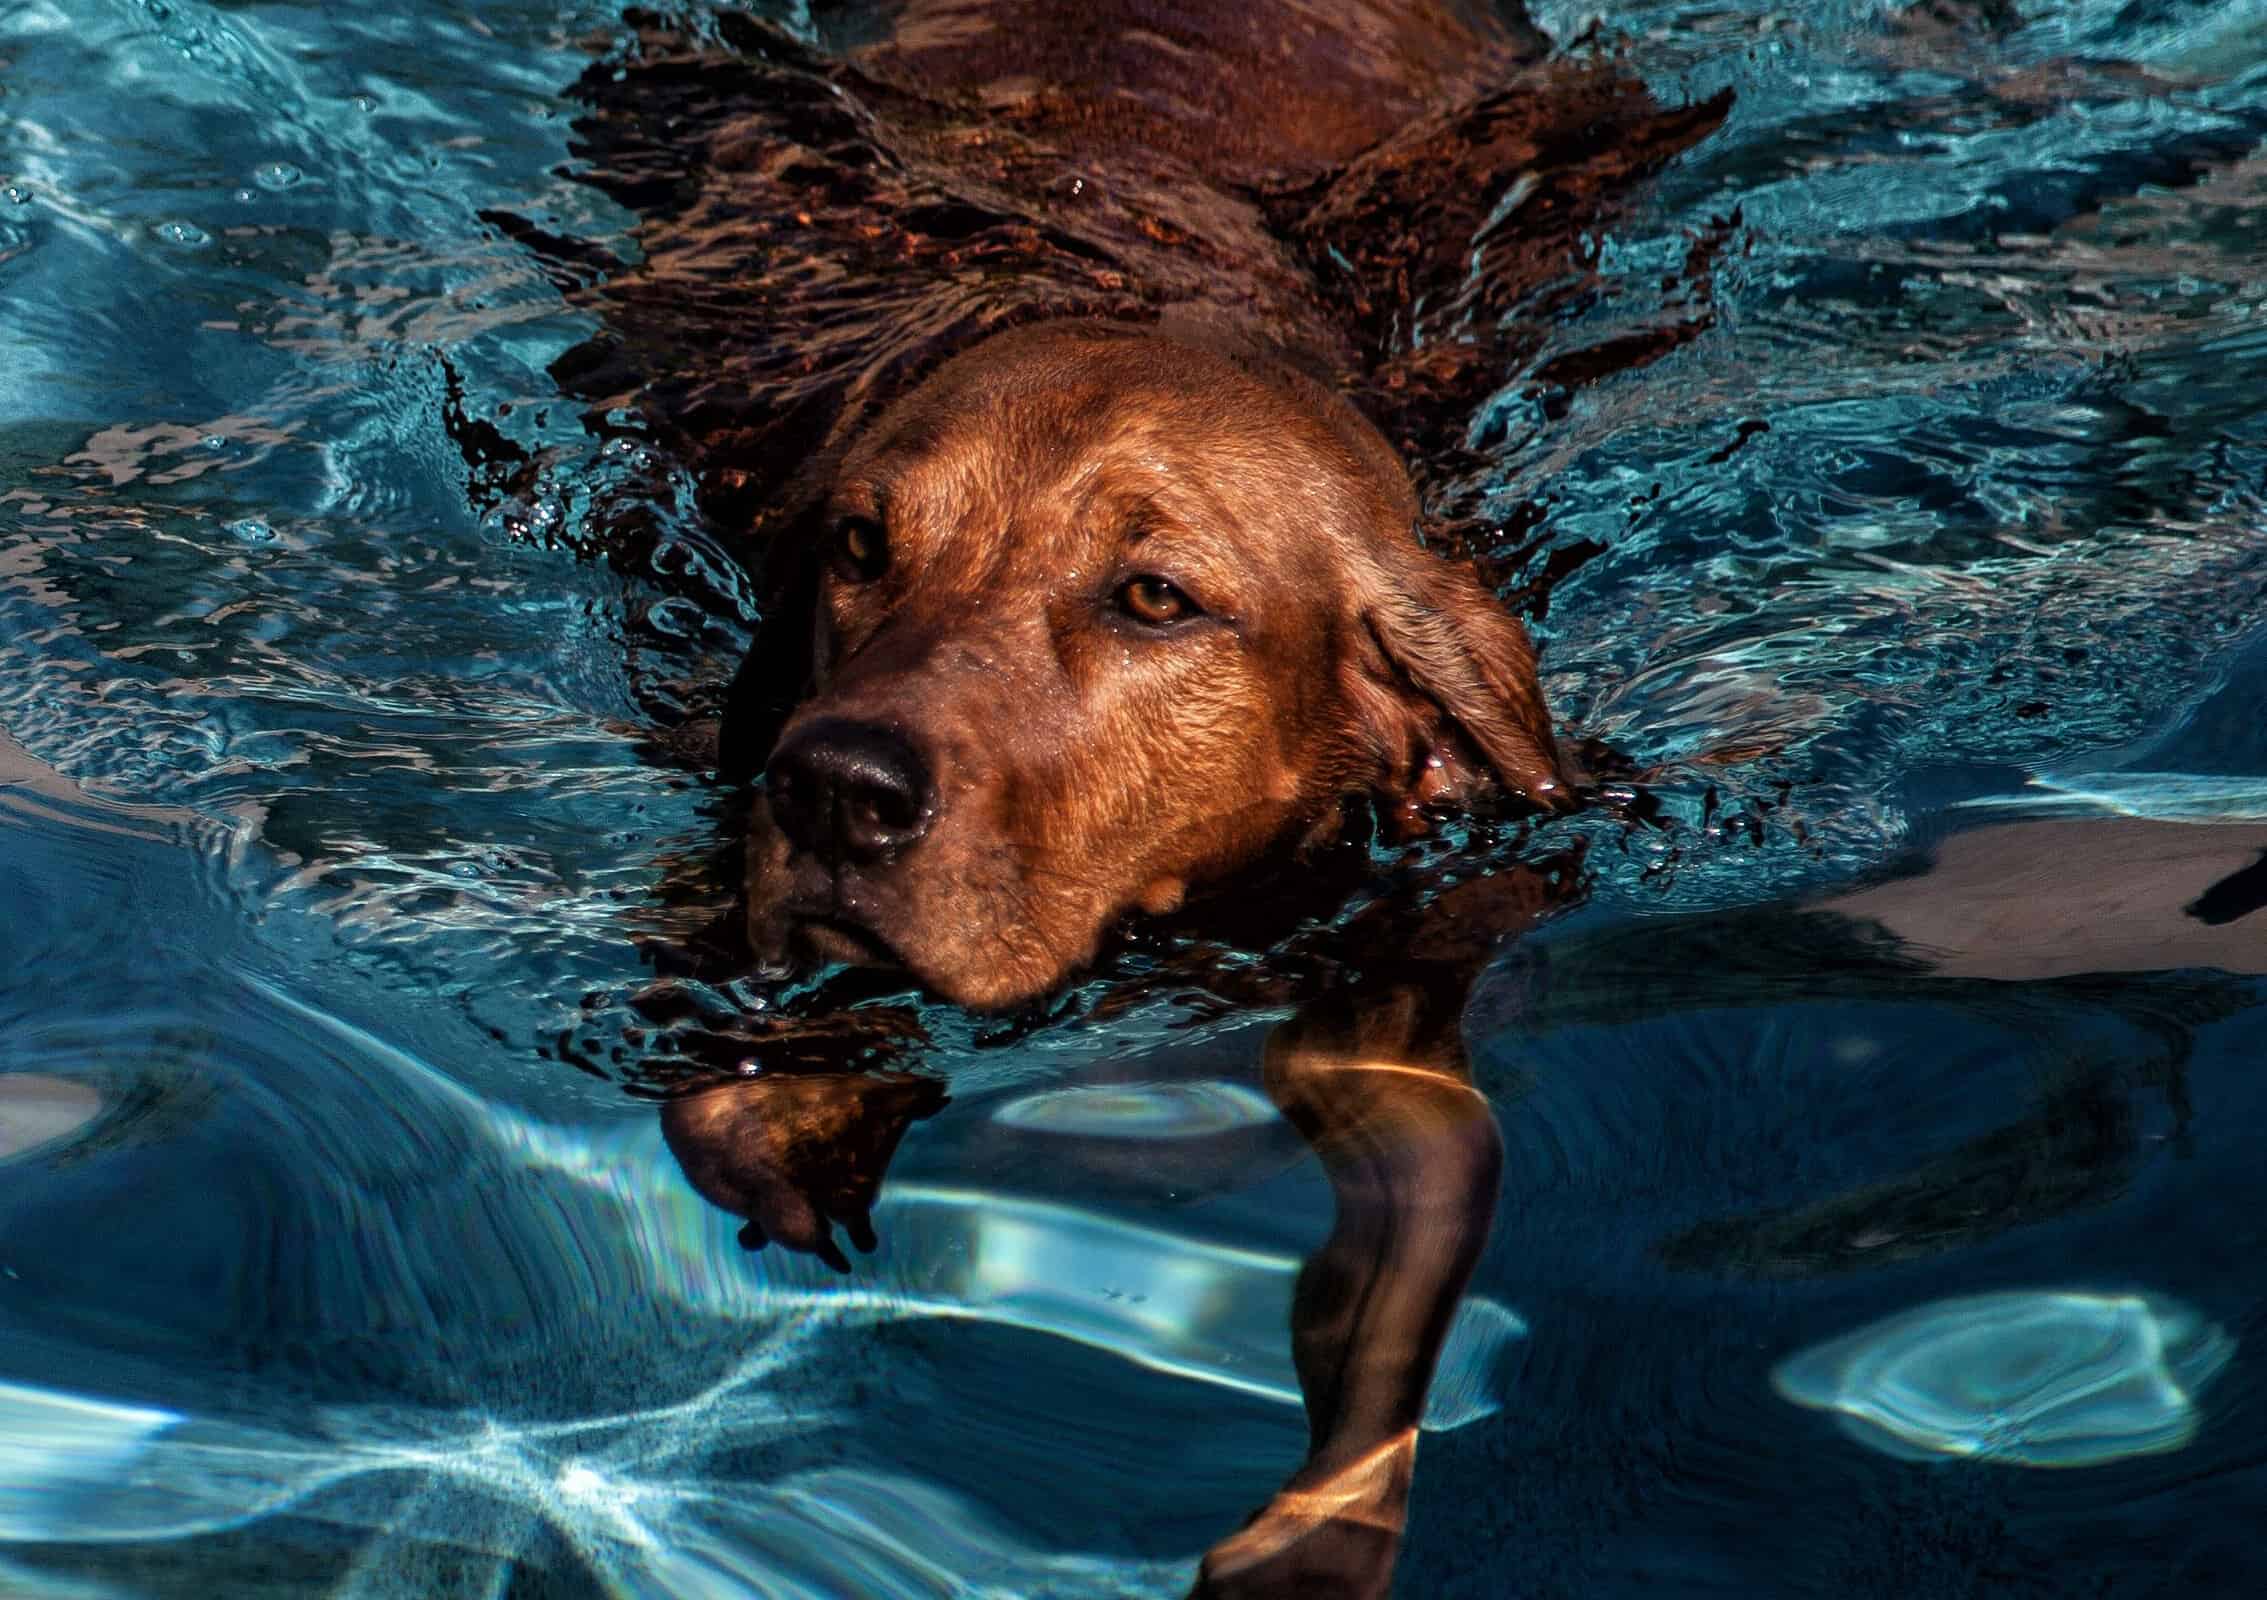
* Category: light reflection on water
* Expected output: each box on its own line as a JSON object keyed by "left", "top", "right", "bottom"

{"left": 0, "top": 1028, "right": 1518, "bottom": 1589}
{"left": 1956, "top": 771, "right": 2267, "bottom": 821}
{"left": 0, "top": 1074, "right": 103, "bottom": 1161}
{"left": 235, "top": 967, "right": 1526, "bottom": 1430}
{"left": 0, "top": 1378, "right": 1193, "bottom": 1598}
{"left": 990, "top": 1081, "right": 1282, "bottom": 1139}
{"left": 1774, "top": 1290, "right": 2235, "bottom": 1467}
{"left": 0, "top": 804, "right": 1519, "bottom": 1588}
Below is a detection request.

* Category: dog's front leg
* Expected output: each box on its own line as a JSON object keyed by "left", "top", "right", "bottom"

{"left": 1195, "top": 977, "right": 1504, "bottom": 1600}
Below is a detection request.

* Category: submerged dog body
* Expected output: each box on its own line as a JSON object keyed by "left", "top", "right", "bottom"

{"left": 738, "top": 322, "right": 1567, "bottom": 1007}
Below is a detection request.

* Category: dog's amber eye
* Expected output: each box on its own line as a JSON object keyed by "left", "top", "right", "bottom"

{"left": 1117, "top": 575, "right": 1195, "bottom": 626}
{"left": 834, "top": 517, "right": 887, "bottom": 581}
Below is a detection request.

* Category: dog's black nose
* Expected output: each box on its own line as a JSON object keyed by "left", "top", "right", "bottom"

{"left": 765, "top": 718, "right": 935, "bottom": 865}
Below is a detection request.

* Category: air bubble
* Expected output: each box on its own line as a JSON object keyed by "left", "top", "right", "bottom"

{"left": 254, "top": 162, "right": 302, "bottom": 191}
{"left": 154, "top": 220, "right": 209, "bottom": 249}
{"left": 226, "top": 517, "right": 275, "bottom": 544}
{"left": 643, "top": 597, "right": 706, "bottom": 640}
{"left": 2, "top": 185, "right": 29, "bottom": 206}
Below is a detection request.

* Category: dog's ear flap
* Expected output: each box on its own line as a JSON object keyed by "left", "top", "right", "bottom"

{"left": 1346, "top": 541, "right": 1572, "bottom": 823}
{"left": 718, "top": 530, "right": 822, "bottom": 785}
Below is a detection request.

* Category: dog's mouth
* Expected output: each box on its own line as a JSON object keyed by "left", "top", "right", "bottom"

{"left": 788, "top": 912, "right": 905, "bottom": 972}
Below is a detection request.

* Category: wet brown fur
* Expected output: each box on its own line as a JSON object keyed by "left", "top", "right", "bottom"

{"left": 503, "top": 0, "right": 1730, "bottom": 1010}
{"left": 529, "top": 0, "right": 1727, "bottom": 1010}
{"left": 742, "top": 320, "right": 1567, "bottom": 1007}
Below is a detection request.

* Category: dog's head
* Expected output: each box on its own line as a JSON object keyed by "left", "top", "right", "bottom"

{"left": 722, "top": 323, "right": 1567, "bottom": 1009}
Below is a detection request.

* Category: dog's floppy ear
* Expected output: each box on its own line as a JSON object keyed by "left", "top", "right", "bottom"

{"left": 718, "top": 527, "right": 823, "bottom": 785}
{"left": 1343, "top": 538, "right": 1572, "bottom": 823}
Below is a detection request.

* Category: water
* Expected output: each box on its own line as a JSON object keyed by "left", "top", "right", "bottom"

{"left": 4, "top": 0, "right": 2266, "bottom": 1594}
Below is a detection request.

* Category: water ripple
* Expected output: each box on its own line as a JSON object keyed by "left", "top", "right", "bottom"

{"left": 991, "top": 1080, "right": 1282, "bottom": 1139}
{"left": 7, "top": 0, "right": 2267, "bottom": 1591}
{"left": 1774, "top": 1289, "right": 2236, "bottom": 1466}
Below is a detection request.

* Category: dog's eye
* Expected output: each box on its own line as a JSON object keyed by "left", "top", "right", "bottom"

{"left": 1117, "top": 575, "right": 1197, "bottom": 626}
{"left": 833, "top": 517, "right": 888, "bottom": 582}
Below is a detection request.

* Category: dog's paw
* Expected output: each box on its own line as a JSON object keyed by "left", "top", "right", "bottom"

{"left": 1190, "top": 1501, "right": 1402, "bottom": 1600}
{"left": 660, "top": 1070, "right": 947, "bottom": 1271}
{"left": 1190, "top": 1437, "right": 1415, "bottom": 1600}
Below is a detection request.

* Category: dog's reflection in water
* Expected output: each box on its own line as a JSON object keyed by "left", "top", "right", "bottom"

{"left": 657, "top": 868, "right": 1554, "bottom": 1599}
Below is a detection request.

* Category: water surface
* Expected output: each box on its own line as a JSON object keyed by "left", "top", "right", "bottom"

{"left": 4, "top": 0, "right": 2266, "bottom": 1594}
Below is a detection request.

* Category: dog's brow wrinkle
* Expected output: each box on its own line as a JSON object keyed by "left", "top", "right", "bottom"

{"left": 1061, "top": 448, "right": 1109, "bottom": 494}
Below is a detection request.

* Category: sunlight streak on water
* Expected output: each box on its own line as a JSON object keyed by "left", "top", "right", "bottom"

{"left": 505, "top": 1104, "right": 1526, "bottom": 1428}
{"left": 517, "top": 1111, "right": 1527, "bottom": 1427}
{"left": 0, "top": 1375, "right": 1192, "bottom": 1597}
{"left": 243, "top": 975, "right": 1525, "bottom": 1431}
{"left": 1954, "top": 771, "right": 2267, "bottom": 821}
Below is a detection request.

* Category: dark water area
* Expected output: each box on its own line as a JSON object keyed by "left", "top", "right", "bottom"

{"left": 3, "top": 0, "right": 2266, "bottom": 1595}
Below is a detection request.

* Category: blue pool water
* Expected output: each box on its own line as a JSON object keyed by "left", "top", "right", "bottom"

{"left": 4, "top": 0, "right": 2267, "bottom": 1594}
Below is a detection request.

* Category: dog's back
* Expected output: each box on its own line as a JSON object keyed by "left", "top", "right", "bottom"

{"left": 846, "top": 0, "right": 1549, "bottom": 180}
{"left": 512, "top": 2, "right": 1724, "bottom": 553}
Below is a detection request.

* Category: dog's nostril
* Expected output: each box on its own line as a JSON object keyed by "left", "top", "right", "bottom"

{"left": 764, "top": 717, "right": 935, "bottom": 865}
{"left": 846, "top": 782, "right": 917, "bottom": 835}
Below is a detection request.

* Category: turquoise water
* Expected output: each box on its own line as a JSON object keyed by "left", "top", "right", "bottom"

{"left": 4, "top": 0, "right": 2267, "bottom": 1594}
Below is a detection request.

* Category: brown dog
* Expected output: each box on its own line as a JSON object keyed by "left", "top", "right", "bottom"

{"left": 737, "top": 320, "right": 1568, "bottom": 1008}
{"left": 534, "top": 6, "right": 1730, "bottom": 1018}
{"left": 499, "top": 3, "right": 1728, "bottom": 1594}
